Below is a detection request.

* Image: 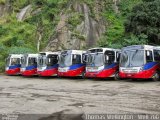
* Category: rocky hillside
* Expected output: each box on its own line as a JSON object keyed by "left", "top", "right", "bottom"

{"left": 0, "top": 0, "right": 141, "bottom": 51}
{"left": 0, "top": 0, "right": 142, "bottom": 71}
{"left": 46, "top": 0, "right": 107, "bottom": 51}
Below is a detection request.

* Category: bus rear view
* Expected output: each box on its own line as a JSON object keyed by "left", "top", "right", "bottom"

{"left": 119, "top": 45, "right": 160, "bottom": 80}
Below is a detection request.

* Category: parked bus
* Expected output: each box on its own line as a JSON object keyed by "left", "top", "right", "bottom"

{"left": 37, "top": 52, "right": 59, "bottom": 76}
{"left": 5, "top": 54, "right": 23, "bottom": 75}
{"left": 85, "top": 48, "right": 120, "bottom": 79}
{"left": 119, "top": 45, "right": 160, "bottom": 81}
{"left": 20, "top": 54, "right": 39, "bottom": 76}
{"left": 58, "top": 50, "right": 86, "bottom": 77}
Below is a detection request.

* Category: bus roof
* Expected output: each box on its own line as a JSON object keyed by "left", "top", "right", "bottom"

{"left": 24, "top": 54, "right": 39, "bottom": 57}
{"left": 9, "top": 54, "right": 23, "bottom": 58}
{"left": 121, "top": 45, "right": 157, "bottom": 51}
{"left": 39, "top": 51, "right": 60, "bottom": 56}
{"left": 87, "top": 47, "right": 120, "bottom": 53}
{"left": 61, "top": 50, "right": 86, "bottom": 54}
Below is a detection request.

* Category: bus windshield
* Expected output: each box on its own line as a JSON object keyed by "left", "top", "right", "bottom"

{"left": 11, "top": 58, "right": 20, "bottom": 65}
{"left": 120, "top": 50, "right": 144, "bottom": 67}
{"left": 6, "top": 57, "right": 21, "bottom": 66}
{"left": 87, "top": 53, "right": 104, "bottom": 67}
{"left": 59, "top": 54, "right": 72, "bottom": 67}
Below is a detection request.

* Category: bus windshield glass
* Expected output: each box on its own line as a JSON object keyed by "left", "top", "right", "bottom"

{"left": 87, "top": 53, "right": 104, "bottom": 67}
{"left": 59, "top": 54, "right": 72, "bottom": 67}
{"left": 6, "top": 57, "right": 21, "bottom": 66}
{"left": 120, "top": 50, "right": 144, "bottom": 67}
{"left": 10, "top": 58, "right": 20, "bottom": 65}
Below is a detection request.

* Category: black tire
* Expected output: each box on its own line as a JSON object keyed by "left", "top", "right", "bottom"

{"left": 152, "top": 72, "right": 159, "bottom": 81}
{"left": 114, "top": 72, "right": 120, "bottom": 80}
{"left": 81, "top": 72, "right": 85, "bottom": 79}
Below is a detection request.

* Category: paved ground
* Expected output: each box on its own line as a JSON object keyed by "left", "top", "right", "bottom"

{"left": 0, "top": 75, "right": 160, "bottom": 119}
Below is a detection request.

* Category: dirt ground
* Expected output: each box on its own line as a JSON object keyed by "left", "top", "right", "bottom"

{"left": 0, "top": 75, "right": 160, "bottom": 119}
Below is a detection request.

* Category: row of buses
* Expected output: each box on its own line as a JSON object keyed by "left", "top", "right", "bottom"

{"left": 5, "top": 45, "right": 160, "bottom": 81}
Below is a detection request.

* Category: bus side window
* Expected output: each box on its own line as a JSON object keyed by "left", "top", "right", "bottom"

{"left": 104, "top": 51, "right": 115, "bottom": 64}
{"left": 153, "top": 50, "right": 160, "bottom": 62}
{"left": 48, "top": 55, "right": 58, "bottom": 66}
{"left": 146, "top": 51, "right": 153, "bottom": 63}
{"left": 72, "top": 55, "right": 81, "bottom": 64}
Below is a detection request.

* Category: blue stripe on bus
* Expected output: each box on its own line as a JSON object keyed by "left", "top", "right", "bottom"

{"left": 26, "top": 65, "right": 37, "bottom": 70}
{"left": 9, "top": 64, "right": 21, "bottom": 69}
{"left": 46, "top": 64, "right": 58, "bottom": 70}
{"left": 104, "top": 63, "right": 117, "bottom": 70}
{"left": 143, "top": 62, "right": 158, "bottom": 70}
{"left": 69, "top": 64, "right": 85, "bottom": 70}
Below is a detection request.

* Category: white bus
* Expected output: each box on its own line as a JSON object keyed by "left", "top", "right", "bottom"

{"left": 58, "top": 50, "right": 86, "bottom": 77}
{"left": 20, "top": 54, "right": 39, "bottom": 76}
{"left": 37, "top": 52, "right": 59, "bottom": 76}
{"left": 119, "top": 45, "right": 160, "bottom": 81}
{"left": 5, "top": 54, "right": 23, "bottom": 75}
{"left": 85, "top": 48, "right": 120, "bottom": 79}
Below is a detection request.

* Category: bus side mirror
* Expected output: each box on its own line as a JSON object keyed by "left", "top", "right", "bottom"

{"left": 117, "top": 53, "right": 120, "bottom": 58}
{"left": 147, "top": 51, "right": 150, "bottom": 56}
{"left": 82, "top": 54, "right": 88, "bottom": 63}
{"left": 105, "top": 55, "right": 109, "bottom": 61}
{"left": 73, "top": 55, "right": 76, "bottom": 59}
{"left": 48, "top": 58, "right": 50, "bottom": 63}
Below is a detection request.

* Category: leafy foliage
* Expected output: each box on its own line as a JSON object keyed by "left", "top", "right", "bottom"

{"left": 99, "top": 0, "right": 142, "bottom": 48}
{"left": 8, "top": 47, "right": 34, "bottom": 54}
{"left": 125, "top": 0, "right": 160, "bottom": 44}
{"left": 0, "top": 0, "right": 5, "bottom": 4}
{"left": 0, "top": 0, "right": 68, "bottom": 72}
{"left": 67, "top": 12, "right": 84, "bottom": 29}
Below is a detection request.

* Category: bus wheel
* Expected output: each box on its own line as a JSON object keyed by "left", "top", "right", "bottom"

{"left": 81, "top": 72, "right": 85, "bottom": 79}
{"left": 114, "top": 72, "right": 120, "bottom": 80}
{"left": 152, "top": 72, "right": 159, "bottom": 81}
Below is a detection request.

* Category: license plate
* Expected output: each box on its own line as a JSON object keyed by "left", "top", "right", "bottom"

{"left": 88, "top": 67, "right": 98, "bottom": 72}
{"left": 59, "top": 68, "right": 67, "bottom": 72}
{"left": 21, "top": 68, "right": 25, "bottom": 72}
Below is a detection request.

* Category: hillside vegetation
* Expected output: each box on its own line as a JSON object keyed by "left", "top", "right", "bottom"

{"left": 0, "top": 0, "right": 159, "bottom": 71}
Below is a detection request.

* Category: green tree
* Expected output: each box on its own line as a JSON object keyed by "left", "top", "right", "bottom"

{"left": 125, "top": 0, "right": 160, "bottom": 44}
